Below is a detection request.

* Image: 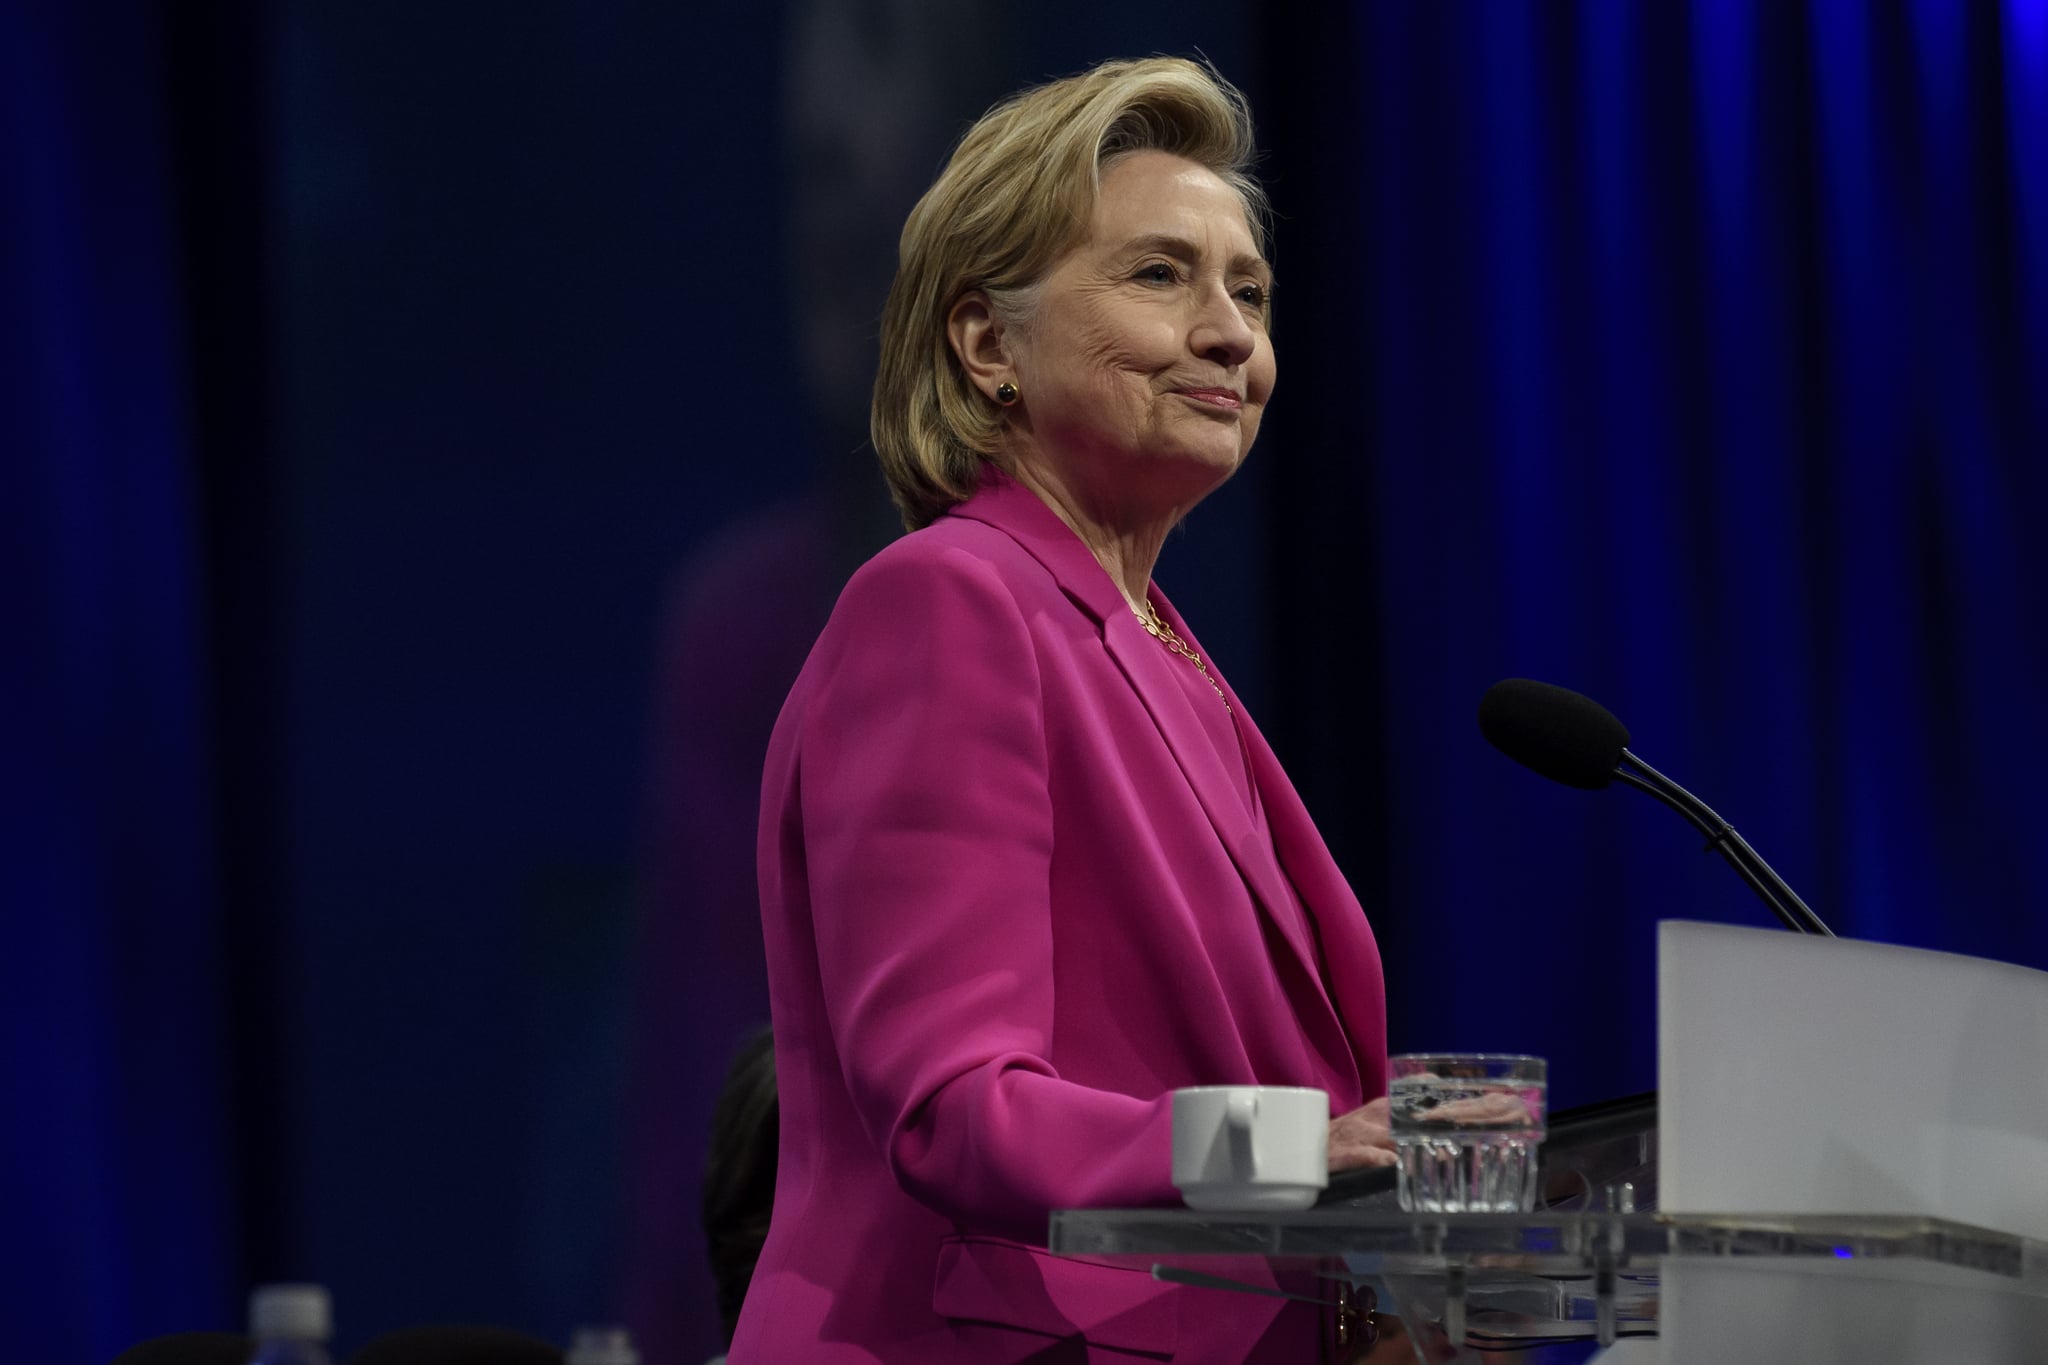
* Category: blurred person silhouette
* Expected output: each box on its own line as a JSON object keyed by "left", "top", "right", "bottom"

{"left": 619, "top": 3, "right": 1000, "bottom": 1360}
{"left": 700, "top": 1028, "right": 777, "bottom": 1357}
{"left": 109, "top": 1333, "right": 251, "bottom": 1365}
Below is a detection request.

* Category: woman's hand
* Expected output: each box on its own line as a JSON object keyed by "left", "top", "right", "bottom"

{"left": 1328, "top": 1096, "right": 1397, "bottom": 1171}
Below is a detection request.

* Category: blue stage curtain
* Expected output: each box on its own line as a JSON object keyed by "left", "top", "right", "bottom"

{"left": 1264, "top": 0, "right": 2048, "bottom": 1104}
{"left": 0, "top": 3, "right": 241, "bottom": 1358}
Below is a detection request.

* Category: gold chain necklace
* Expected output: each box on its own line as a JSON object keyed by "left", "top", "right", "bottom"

{"left": 1133, "top": 600, "right": 1230, "bottom": 711}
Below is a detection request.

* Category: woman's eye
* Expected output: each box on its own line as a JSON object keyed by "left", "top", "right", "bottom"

{"left": 1136, "top": 262, "right": 1178, "bottom": 284}
{"left": 1236, "top": 283, "right": 1268, "bottom": 309}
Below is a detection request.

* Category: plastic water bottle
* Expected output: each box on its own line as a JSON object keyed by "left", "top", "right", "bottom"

{"left": 246, "top": 1284, "right": 333, "bottom": 1365}
{"left": 565, "top": 1326, "right": 639, "bottom": 1365}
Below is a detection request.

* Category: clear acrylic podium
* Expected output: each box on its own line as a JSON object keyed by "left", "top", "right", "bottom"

{"left": 1052, "top": 924, "right": 2048, "bottom": 1362}
{"left": 1049, "top": 1206, "right": 2048, "bottom": 1358}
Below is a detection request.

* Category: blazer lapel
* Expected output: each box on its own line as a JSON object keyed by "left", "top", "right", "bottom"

{"left": 946, "top": 475, "right": 1340, "bottom": 1034}
{"left": 1099, "top": 607, "right": 1269, "bottom": 882}
{"left": 1107, "top": 596, "right": 1322, "bottom": 981}
{"left": 1230, "top": 692, "right": 1387, "bottom": 1106}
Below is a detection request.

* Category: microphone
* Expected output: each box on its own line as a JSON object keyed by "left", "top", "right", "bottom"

{"left": 1479, "top": 679, "right": 1835, "bottom": 937}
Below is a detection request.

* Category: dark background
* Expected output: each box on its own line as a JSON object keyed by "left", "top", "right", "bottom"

{"left": 8, "top": 1, "right": 2047, "bottom": 1361}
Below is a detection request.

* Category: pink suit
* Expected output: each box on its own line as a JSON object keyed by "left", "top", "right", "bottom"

{"left": 730, "top": 471, "right": 1387, "bottom": 1362}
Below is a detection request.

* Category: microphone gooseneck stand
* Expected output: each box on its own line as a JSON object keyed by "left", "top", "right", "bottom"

{"left": 1610, "top": 747, "right": 1835, "bottom": 938}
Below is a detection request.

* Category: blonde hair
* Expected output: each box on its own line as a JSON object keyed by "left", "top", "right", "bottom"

{"left": 871, "top": 56, "right": 1267, "bottom": 530}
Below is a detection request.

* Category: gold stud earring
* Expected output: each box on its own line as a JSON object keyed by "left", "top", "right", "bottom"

{"left": 995, "top": 380, "right": 1019, "bottom": 406}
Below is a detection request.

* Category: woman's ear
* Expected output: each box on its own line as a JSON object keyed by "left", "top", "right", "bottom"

{"left": 946, "top": 291, "right": 1015, "bottom": 401}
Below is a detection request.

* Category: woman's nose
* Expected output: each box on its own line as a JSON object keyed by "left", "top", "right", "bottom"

{"left": 1189, "top": 285, "right": 1257, "bottom": 367}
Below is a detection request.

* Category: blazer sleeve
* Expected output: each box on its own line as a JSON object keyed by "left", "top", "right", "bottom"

{"left": 788, "top": 541, "right": 1178, "bottom": 1237}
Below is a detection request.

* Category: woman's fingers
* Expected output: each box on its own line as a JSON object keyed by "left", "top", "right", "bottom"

{"left": 1415, "top": 1091, "right": 1534, "bottom": 1126}
{"left": 1328, "top": 1096, "right": 1398, "bottom": 1171}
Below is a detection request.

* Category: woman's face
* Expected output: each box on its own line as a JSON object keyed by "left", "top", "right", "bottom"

{"left": 1006, "top": 150, "right": 1276, "bottom": 512}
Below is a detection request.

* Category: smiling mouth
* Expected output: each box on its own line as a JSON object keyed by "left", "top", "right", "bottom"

{"left": 1176, "top": 388, "right": 1243, "bottom": 412}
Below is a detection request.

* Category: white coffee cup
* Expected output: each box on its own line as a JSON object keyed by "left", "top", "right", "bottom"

{"left": 1170, "top": 1085, "right": 1329, "bottom": 1212}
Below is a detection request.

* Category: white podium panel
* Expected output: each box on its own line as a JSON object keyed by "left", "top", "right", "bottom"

{"left": 1661, "top": 1258, "right": 2048, "bottom": 1365}
{"left": 1659, "top": 921, "right": 2048, "bottom": 1240}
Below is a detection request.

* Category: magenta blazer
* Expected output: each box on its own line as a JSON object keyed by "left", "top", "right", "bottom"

{"left": 729, "top": 471, "right": 1388, "bottom": 1363}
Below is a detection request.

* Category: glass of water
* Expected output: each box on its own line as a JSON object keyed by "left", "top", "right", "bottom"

{"left": 1390, "top": 1053, "right": 1547, "bottom": 1213}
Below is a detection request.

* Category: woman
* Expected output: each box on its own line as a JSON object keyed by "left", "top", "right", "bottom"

{"left": 731, "top": 57, "right": 1396, "bottom": 1362}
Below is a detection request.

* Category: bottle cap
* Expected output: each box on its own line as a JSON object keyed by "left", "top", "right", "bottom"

{"left": 249, "top": 1284, "right": 333, "bottom": 1340}
{"left": 566, "top": 1326, "right": 638, "bottom": 1365}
